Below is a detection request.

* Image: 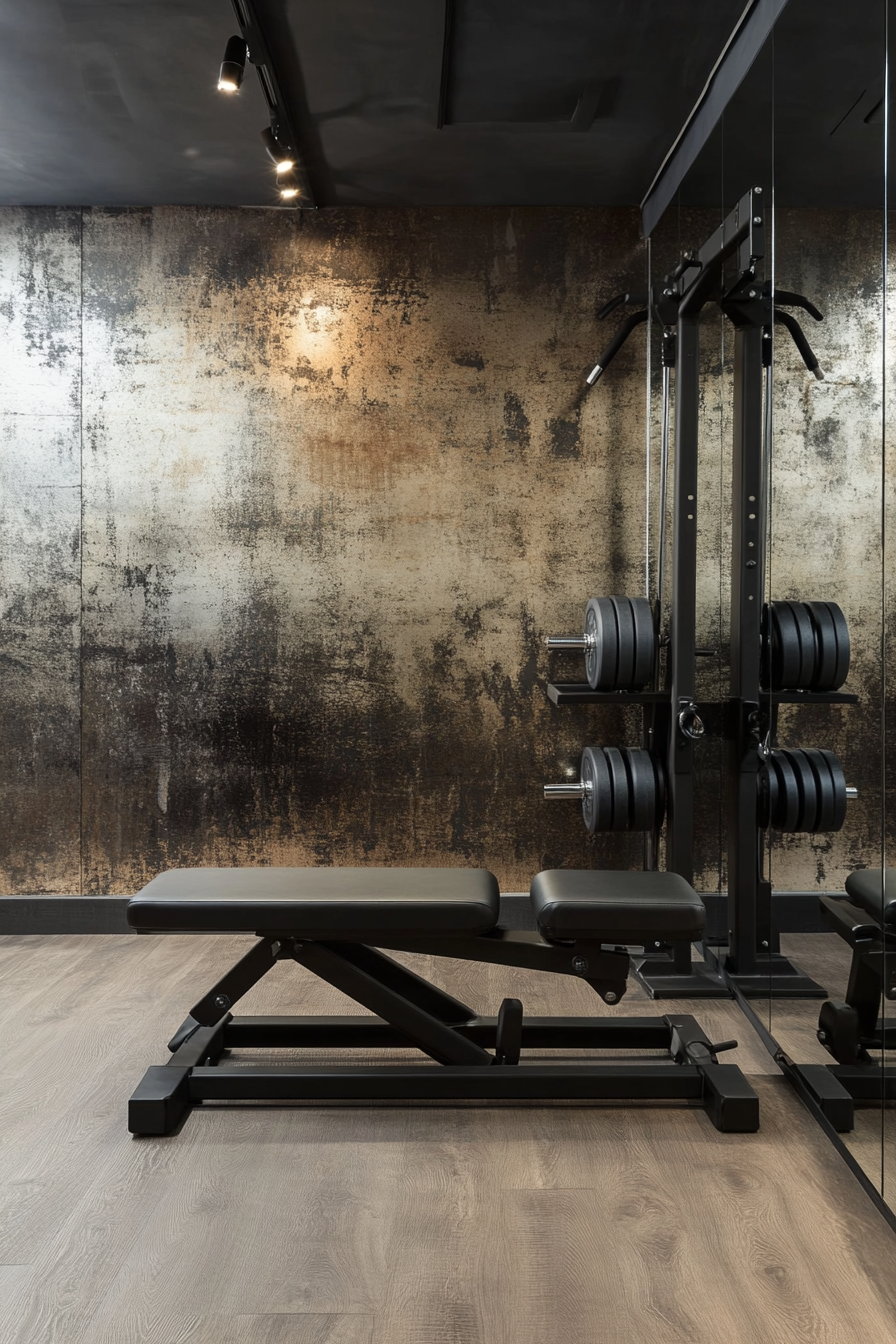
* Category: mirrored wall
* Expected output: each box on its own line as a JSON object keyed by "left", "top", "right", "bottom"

{"left": 647, "top": 0, "right": 893, "bottom": 1208}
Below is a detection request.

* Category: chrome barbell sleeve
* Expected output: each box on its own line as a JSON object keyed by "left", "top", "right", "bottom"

{"left": 544, "top": 635, "right": 591, "bottom": 651}
{"left": 544, "top": 782, "right": 590, "bottom": 801}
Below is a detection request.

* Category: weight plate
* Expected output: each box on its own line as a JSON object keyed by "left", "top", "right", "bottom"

{"left": 651, "top": 754, "right": 667, "bottom": 829}
{"left": 581, "top": 746, "right": 613, "bottom": 833}
{"left": 784, "top": 748, "right": 820, "bottom": 833}
{"left": 769, "top": 751, "right": 800, "bottom": 831}
{"left": 604, "top": 747, "right": 630, "bottom": 831}
{"left": 757, "top": 763, "right": 772, "bottom": 830}
{"left": 610, "top": 597, "right": 637, "bottom": 690}
{"left": 823, "top": 749, "right": 848, "bottom": 831}
{"left": 768, "top": 602, "right": 801, "bottom": 690}
{"left": 624, "top": 748, "right": 657, "bottom": 831}
{"left": 826, "top": 602, "right": 851, "bottom": 690}
{"left": 584, "top": 598, "right": 617, "bottom": 691}
{"left": 805, "top": 601, "right": 837, "bottom": 692}
{"left": 630, "top": 598, "right": 656, "bottom": 690}
{"left": 806, "top": 601, "right": 850, "bottom": 691}
{"left": 790, "top": 600, "right": 816, "bottom": 688}
{"left": 803, "top": 748, "right": 837, "bottom": 832}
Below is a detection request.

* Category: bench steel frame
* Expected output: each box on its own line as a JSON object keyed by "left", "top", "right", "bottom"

{"left": 788, "top": 896, "right": 896, "bottom": 1131}
{"left": 128, "top": 927, "right": 759, "bottom": 1136}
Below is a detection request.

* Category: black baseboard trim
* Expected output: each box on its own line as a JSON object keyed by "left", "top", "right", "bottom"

{"left": 1, "top": 889, "right": 835, "bottom": 937}
{"left": 0, "top": 896, "right": 132, "bottom": 935}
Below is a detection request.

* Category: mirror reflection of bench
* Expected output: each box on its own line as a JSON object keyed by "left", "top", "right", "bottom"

{"left": 126, "top": 866, "right": 760, "bottom": 1136}
{"left": 797, "top": 870, "right": 896, "bottom": 1130}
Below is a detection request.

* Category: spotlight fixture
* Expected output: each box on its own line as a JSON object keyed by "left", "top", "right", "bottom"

{"left": 217, "top": 35, "right": 248, "bottom": 92}
{"left": 260, "top": 127, "right": 295, "bottom": 174}
{"left": 278, "top": 168, "right": 300, "bottom": 200}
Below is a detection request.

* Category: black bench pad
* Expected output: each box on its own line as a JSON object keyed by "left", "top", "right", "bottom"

{"left": 844, "top": 869, "right": 896, "bottom": 927}
{"left": 530, "top": 870, "right": 706, "bottom": 943}
{"left": 127, "top": 867, "right": 500, "bottom": 937}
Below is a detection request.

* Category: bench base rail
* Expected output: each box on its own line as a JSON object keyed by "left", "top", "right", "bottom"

{"left": 128, "top": 934, "right": 760, "bottom": 1137}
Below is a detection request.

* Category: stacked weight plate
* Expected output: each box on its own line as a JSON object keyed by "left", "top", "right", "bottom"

{"left": 544, "top": 597, "right": 663, "bottom": 833}
{"left": 583, "top": 596, "right": 655, "bottom": 691}
{"left": 759, "top": 748, "right": 848, "bottom": 833}
{"left": 763, "top": 600, "right": 850, "bottom": 692}
{"left": 579, "top": 747, "right": 666, "bottom": 834}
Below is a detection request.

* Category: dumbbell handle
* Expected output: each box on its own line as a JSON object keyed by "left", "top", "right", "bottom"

{"left": 545, "top": 634, "right": 594, "bottom": 651}
{"left": 544, "top": 781, "right": 592, "bottom": 800}
{"left": 846, "top": 787, "right": 858, "bottom": 801}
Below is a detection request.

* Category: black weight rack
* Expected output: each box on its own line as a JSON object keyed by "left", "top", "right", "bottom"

{"left": 546, "top": 188, "right": 857, "bottom": 1000}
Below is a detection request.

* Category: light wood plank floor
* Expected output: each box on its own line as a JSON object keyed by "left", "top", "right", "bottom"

{"left": 3, "top": 933, "right": 896, "bottom": 1344}
{"left": 750, "top": 932, "right": 896, "bottom": 1202}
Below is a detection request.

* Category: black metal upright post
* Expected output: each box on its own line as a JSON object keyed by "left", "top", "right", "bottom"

{"left": 666, "top": 315, "right": 698, "bottom": 883}
{"left": 725, "top": 317, "right": 766, "bottom": 978}
{"left": 720, "top": 201, "right": 827, "bottom": 998}
{"left": 635, "top": 190, "right": 762, "bottom": 999}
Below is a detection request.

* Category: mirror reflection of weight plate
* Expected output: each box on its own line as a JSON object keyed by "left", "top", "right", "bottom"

{"left": 761, "top": 747, "right": 847, "bottom": 833}
{"left": 763, "top": 600, "right": 850, "bottom": 692}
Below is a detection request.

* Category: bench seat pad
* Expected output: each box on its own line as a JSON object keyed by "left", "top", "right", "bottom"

{"left": 844, "top": 869, "right": 896, "bottom": 927}
{"left": 530, "top": 870, "right": 705, "bottom": 943}
{"left": 127, "top": 867, "right": 500, "bottom": 936}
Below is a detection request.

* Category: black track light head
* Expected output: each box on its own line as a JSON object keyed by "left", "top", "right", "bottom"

{"left": 260, "top": 127, "right": 295, "bottom": 174}
{"left": 218, "top": 35, "right": 248, "bottom": 93}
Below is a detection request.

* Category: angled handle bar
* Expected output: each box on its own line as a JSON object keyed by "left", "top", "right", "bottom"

{"left": 586, "top": 309, "right": 648, "bottom": 386}
{"left": 774, "top": 310, "right": 824, "bottom": 380}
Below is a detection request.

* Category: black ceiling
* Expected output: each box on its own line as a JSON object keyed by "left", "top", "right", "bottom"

{"left": 0, "top": 0, "right": 888, "bottom": 214}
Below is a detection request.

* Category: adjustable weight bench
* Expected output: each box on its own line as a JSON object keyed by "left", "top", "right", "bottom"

{"left": 126, "top": 866, "right": 759, "bottom": 1135}
{"left": 796, "top": 869, "right": 896, "bottom": 1130}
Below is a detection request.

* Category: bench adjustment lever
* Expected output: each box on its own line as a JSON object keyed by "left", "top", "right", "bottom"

{"left": 492, "top": 997, "right": 523, "bottom": 1066}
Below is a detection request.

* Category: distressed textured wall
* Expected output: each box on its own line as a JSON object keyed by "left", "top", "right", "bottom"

{"left": 0, "top": 204, "right": 891, "bottom": 896}
{"left": 2, "top": 205, "right": 653, "bottom": 895}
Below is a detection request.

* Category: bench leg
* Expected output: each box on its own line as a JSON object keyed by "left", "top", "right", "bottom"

{"left": 129, "top": 1066, "right": 191, "bottom": 1135}
{"left": 189, "top": 936, "right": 280, "bottom": 1026}
{"left": 129, "top": 1019, "right": 230, "bottom": 1135}
{"left": 291, "top": 941, "right": 493, "bottom": 1066}
{"left": 699, "top": 1064, "right": 760, "bottom": 1132}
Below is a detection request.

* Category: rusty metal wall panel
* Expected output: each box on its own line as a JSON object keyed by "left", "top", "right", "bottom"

{"left": 1, "top": 204, "right": 889, "bottom": 897}
{"left": 0, "top": 208, "right": 82, "bottom": 894}
{"left": 77, "top": 206, "right": 650, "bottom": 894}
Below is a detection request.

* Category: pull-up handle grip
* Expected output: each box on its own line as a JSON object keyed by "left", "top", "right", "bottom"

{"left": 595, "top": 291, "right": 647, "bottom": 321}
{"left": 773, "top": 289, "right": 824, "bottom": 321}
{"left": 774, "top": 310, "right": 824, "bottom": 379}
{"left": 587, "top": 309, "right": 649, "bottom": 386}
